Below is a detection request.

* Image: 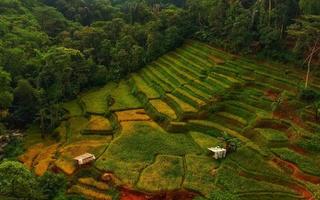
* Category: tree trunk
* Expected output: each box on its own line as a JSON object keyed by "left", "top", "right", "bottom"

{"left": 305, "top": 55, "right": 312, "bottom": 88}
{"left": 268, "top": 0, "right": 272, "bottom": 26}
{"left": 304, "top": 39, "right": 319, "bottom": 88}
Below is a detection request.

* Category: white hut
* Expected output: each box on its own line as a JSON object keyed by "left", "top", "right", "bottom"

{"left": 208, "top": 146, "right": 227, "bottom": 159}
{"left": 74, "top": 153, "right": 96, "bottom": 165}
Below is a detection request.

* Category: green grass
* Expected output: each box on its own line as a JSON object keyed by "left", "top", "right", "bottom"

{"left": 81, "top": 83, "right": 117, "bottom": 114}
{"left": 62, "top": 100, "right": 83, "bottom": 117}
{"left": 95, "top": 121, "right": 202, "bottom": 186}
{"left": 20, "top": 40, "right": 320, "bottom": 197}
{"left": 216, "top": 166, "right": 297, "bottom": 196}
{"left": 165, "top": 93, "right": 198, "bottom": 117}
{"left": 189, "top": 131, "right": 222, "bottom": 150}
{"left": 149, "top": 99, "right": 177, "bottom": 120}
{"left": 137, "top": 155, "right": 184, "bottom": 192}
{"left": 272, "top": 148, "right": 320, "bottom": 176}
{"left": 82, "top": 115, "right": 113, "bottom": 135}
{"left": 109, "top": 80, "right": 142, "bottom": 111}
{"left": 254, "top": 128, "right": 288, "bottom": 147}
{"left": 130, "top": 73, "right": 161, "bottom": 99}
{"left": 183, "top": 154, "right": 218, "bottom": 196}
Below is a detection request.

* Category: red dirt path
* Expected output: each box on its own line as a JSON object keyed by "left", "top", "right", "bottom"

{"left": 272, "top": 157, "right": 320, "bottom": 200}
{"left": 120, "top": 188, "right": 197, "bottom": 200}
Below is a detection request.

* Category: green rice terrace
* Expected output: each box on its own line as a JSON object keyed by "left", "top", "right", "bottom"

{"left": 19, "top": 41, "right": 320, "bottom": 200}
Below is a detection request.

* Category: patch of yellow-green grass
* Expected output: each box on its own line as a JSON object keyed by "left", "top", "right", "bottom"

{"left": 187, "top": 120, "right": 263, "bottom": 155}
{"left": 217, "top": 112, "right": 247, "bottom": 125}
{"left": 131, "top": 73, "right": 161, "bottom": 99}
{"left": 55, "top": 139, "right": 110, "bottom": 175}
{"left": 137, "top": 155, "right": 184, "bottom": 192}
{"left": 54, "top": 157, "right": 77, "bottom": 175}
{"left": 23, "top": 124, "right": 55, "bottom": 148}
{"left": 149, "top": 99, "right": 177, "bottom": 120}
{"left": 115, "top": 109, "right": 151, "bottom": 122}
{"left": 95, "top": 121, "right": 202, "bottom": 187}
{"left": 216, "top": 165, "right": 298, "bottom": 197}
{"left": 83, "top": 115, "right": 113, "bottom": 135}
{"left": 189, "top": 131, "right": 221, "bottom": 150}
{"left": 253, "top": 128, "right": 288, "bottom": 147}
{"left": 165, "top": 93, "right": 198, "bottom": 114}
{"left": 56, "top": 117, "right": 88, "bottom": 142}
{"left": 173, "top": 88, "right": 206, "bottom": 108}
{"left": 110, "top": 80, "right": 142, "bottom": 111}
{"left": 68, "top": 185, "right": 112, "bottom": 200}
{"left": 81, "top": 82, "right": 117, "bottom": 114}
{"left": 62, "top": 100, "right": 83, "bottom": 117}
{"left": 183, "top": 154, "right": 218, "bottom": 196}
{"left": 78, "top": 177, "right": 109, "bottom": 190}
{"left": 33, "top": 143, "right": 60, "bottom": 176}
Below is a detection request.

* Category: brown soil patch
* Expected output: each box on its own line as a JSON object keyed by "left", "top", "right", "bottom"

{"left": 264, "top": 89, "right": 280, "bottom": 101}
{"left": 18, "top": 143, "right": 44, "bottom": 169}
{"left": 289, "top": 145, "right": 308, "bottom": 156}
{"left": 273, "top": 100, "right": 304, "bottom": 128}
{"left": 120, "top": 188, "right": 197, "bottom": 200}
{"left": 208, "top": 55, "right": 225, "bottom": 65}
{"left": 116, "top": 109, "right": 151, "bottom": 122}
{"left": 33, "top": 143, "right": 60, "bottom": 176}
{"left": 272, "top": 157, "right": 320, "bottom": 184}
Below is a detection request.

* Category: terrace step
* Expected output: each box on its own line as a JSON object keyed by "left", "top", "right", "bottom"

{"left": 157, "top": 58, "right": 194, "bottom": 81}
{"left": 151, "top": 63, "right": 182, "bottom": 87}
{"left": 164, "top": 93, "right": 198, "bottom": 120}
{"left": 176, "top": 48, "right": 214, "bottom": 69}
{"left": 168, "top": 51, "right": 204, "bottom": 72}
{"left": 68, "top": 184, "right": 112, "bottom": 200}
{"left": 148, "top": 99, "right": 177, "bottom": 120}
{"left": 130, "top": 74, "right": 161, "bottom": 99}
{"left": 153, "top": 62, "right": 187, "bottom": 85}
{"left": 187, "top": 120, "right": 251, "bottom": 145}
{"left": 226, "top": 100, "right": 272, "bottom": 118}
{"left": 147, "top": 65, "right": 178, "bottom": 88}
{"left": 223, "top": 103, "right": 257, "bottom": 121}
{"left": 217, "top": 112, "right": 248, "bottom": 125}
{"left": 182, "top": 84, "right": 211, "bottom": 100}
{"left": 141, "top": 68, "right": 172, "bottom": 93}
{"left": 172, "top": 88, "right": 206, "bottom": 109}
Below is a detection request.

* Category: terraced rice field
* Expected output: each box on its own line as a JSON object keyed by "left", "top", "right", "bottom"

{"left": 20, "top": 40, "right": 320, "bottom": 200}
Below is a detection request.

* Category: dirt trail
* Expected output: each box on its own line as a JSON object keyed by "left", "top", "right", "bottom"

{"left": 120, "top": 188, "right": 196, "bottom": 200}
{"left": 272, "top": 157, "right": 320, "bottom": 200}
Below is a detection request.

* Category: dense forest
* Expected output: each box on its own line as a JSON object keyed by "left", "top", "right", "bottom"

{"left": 0, "top": 0, "right": 319, "bottom": 199}
{"left": 0, "top": 0, "right": 319, "bottom": 133}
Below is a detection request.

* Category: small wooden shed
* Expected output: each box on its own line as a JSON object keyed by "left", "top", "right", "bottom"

{"left": 74, "top": 153, "right": 96, "bottom": 165}
{"left": 208, "top": 146, "right": 227, "bottom": 160}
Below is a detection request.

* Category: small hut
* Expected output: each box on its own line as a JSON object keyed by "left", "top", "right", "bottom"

{"left": 74, "top": 153, "right": 96, "bottom": 165}
{"left": 208, "top": 146, "right": 227, "bottom": 159}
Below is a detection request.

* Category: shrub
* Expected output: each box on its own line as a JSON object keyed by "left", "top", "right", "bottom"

{"left": 195, "top": 188, "right": 239, "bottom": 200}
{"left": 299, "top": 89, "right": 319, "bottom": 103}
{"left": 3, "top": 138, "right": 25, "bottom": 160}
{"left": 38, "top": 172, "right": 67, "bottom": 200}
{"left": 298, "top": 136, "right": 320, "bottom": 152}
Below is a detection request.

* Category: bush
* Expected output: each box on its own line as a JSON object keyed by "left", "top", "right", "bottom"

{"left": 3, "top": 138, "right": 25, "bottom": 160}
{"left": 299, "top": 89, "right": 319, "bottom": 103}
{"left": 38, "top": 172, "right": 68, "bottom": 200}
{"left": 195, "top": 188, "right": 239, "bottom": 200}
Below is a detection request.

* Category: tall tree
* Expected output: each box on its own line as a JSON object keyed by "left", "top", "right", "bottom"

{"left": 0, "top": 161, "right": 43, "bottom": 200}
{"left": 289, "top": 15, "right": 320, "bottom": 88}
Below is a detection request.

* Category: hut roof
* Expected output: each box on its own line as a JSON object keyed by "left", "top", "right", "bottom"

{"left": 74, "top": 153, "right": 95, "bottom": 161}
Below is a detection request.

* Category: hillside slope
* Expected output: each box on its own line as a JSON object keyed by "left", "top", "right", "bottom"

{"left": 20, "top": 41, "right": 320, "bottom": 200}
